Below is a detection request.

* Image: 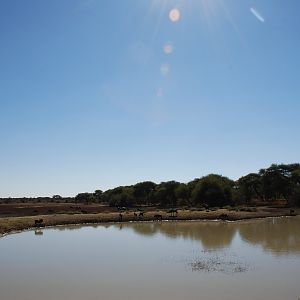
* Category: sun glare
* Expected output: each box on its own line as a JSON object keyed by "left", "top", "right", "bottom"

{"left": 163, "top": 42, "right": 173, "bottom": 54}
{"left": 169, "top": 8, "right": 180, "bottom": 22}
{"left": 250, "top": 7, "right": 265, "bottom": 23}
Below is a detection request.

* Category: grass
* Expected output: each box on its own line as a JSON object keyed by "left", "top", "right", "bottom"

{"left": 234, "top": 207, "right": 258, "bottom": 212}
{"left": 0, "top": 205, "right": 297, "bottom": 236}
{"left": 0, "top": 216, "right": 36, "bottom": 233}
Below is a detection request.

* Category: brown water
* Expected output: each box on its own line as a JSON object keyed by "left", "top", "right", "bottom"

{"left": 0, "top": 216, "right": 300, "bottom": 300}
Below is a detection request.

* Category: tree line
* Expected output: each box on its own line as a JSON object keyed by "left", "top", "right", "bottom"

{"left": 1, "top": 163, "right": 299, "bottom": 207}
{"left": 74, "top": 163, "right": 300, "bottom": 208}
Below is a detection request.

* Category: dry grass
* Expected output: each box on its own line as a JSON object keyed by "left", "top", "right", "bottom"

{"left": 0, "top": 205, "right": 298, "bottom": 236}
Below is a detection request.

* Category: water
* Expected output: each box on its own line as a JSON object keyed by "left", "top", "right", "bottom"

{"left": 1, "top": 216, "right": 300, "bottom": 300}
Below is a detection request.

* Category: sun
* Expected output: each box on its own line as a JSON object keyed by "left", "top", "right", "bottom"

{"left": 169, "top": 8, "right": 181, "bottom": 22}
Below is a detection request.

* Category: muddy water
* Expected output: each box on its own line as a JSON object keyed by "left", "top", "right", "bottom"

{"left": 0, "top": 216, "right": 300, "bottom": 300}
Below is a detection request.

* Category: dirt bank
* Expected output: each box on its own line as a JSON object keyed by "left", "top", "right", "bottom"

{"left": 0, "top": 206, "right": 298, "bottom": 237}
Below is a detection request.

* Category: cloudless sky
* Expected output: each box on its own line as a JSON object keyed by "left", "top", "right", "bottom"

{"left": 0, "top": 0, "right": 299, "bottom": 197}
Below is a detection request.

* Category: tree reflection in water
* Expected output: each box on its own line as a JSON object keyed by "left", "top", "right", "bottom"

{"left": 238, "top": 216, "right": 300, "bottom": 255}
{"left": 121, "top": 216, "right": 300, "bottom": 255}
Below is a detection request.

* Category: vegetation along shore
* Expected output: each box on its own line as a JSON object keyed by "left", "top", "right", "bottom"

{"left": 1, "top": 163, "right": 299, "bottom": 236}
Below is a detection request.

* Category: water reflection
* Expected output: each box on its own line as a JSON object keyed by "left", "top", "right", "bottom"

{"left": 128, "top": 222, "right": 237, "bottom": 250}
{"left": 238, "top": 216, "right": 300, "bottom": 255}
{"left": 1, "top": 217, "right": 300, "bottom": 300}
{"left": 119, "top": 216, "right": 300, "bottom": 255}
{"left": 44, "top": 216, "right": 300, "bottom": 255}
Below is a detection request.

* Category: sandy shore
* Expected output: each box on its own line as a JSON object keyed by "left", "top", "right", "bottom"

{"left": 0, "top": 206, "right": 298, "bottom": 237}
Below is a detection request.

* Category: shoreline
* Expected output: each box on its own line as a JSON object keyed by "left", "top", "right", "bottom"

{"left": 0, "top": 207, "right": 298, "bottom": 238}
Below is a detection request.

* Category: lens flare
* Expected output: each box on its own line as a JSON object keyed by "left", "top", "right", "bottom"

{"left": 160, "top": 63, "right": 170, "bottom": 76}
{"left": 250, "top": 7, "right": 265, "bottom": 23}
{"left": 163, "top": 42, "right": 173, "bottom": 54}
{"left": 169, "top": 8, "right": 180, "bottom": 22}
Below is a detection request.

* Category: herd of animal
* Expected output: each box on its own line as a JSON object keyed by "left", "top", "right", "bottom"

{"left": 32, "top": 208, "right": 298, "bottom": 226}
{"left": 118, "top": 209, "right": 179, "bottom": 222}
{"left": 33, "top": 209, "right": 179, "bottom": 227}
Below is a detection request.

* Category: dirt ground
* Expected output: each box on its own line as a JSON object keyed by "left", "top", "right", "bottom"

{"left": 0, "top": 202, "right": 117, "bottom": 218}
{"left": 0, "top": 203, "right": 298, "bottom": 236}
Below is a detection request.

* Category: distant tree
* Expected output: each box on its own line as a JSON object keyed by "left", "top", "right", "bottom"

{"left": 237, "top": 173, "right": 263, "bottom": 203}
{"left": 118, "top": 187, "right": 135, "bottom": 207}
{"left": 153, "top": 181, "right": 180, "bottom": 207}
{"left": 104, "top": 186, "right": 135, "bottom": 207}
{"left": 186, "top": 179, "right": 201, "bottom": 204}
{"left": 175, "top": 183, "right": 190, "bottom": 206}
{"left": 290, "top": 164, "right": 300, "bottom": 185}
{"left": 133, "top": 181, "right": 156, "bottom": 205}
{"left": 94, "top": 190, "right": 103, "bottom": 202}
{"left": 289, "top": 187, "right": 300, "bottom": 207}
{"left": 75, "top": 193, "right": 96, "bottom": 205}
{"left": 285, "top": 164, "right": 300, "bottom": 205}
{"left": 191, "top": 174, "right": 234, "bottom": 207}
{"left": 259, "top": 164, "right": 300, "bottom": 202}
{"left": 38, "top": 162, "right": 300, "bottom": 208}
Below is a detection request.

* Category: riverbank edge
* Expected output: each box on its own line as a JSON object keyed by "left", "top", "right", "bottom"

{"left": 0, "top": 207, "right": 298, "bottom": 238}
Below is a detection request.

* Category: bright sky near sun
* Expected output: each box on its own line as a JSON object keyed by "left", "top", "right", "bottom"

{"left": 0, "top": 0, "right": 299, "bottom": 197}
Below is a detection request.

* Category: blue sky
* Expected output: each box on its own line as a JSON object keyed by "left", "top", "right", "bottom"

{"left": 0, "top": 0, "right": 299, "bottom": 197}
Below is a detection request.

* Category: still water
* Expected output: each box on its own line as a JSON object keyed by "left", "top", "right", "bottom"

{"left": 0, "top": 216, "right": 300, "bottom": 300}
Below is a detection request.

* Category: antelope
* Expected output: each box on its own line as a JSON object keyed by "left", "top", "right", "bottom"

{"left": 119, "top": 213, "right": 123, "bottom": 221}
{"left": 153, "top": 214, "right": 163, "bottom": 221}
{"left": 167, "top": 209, "right": 178, "bottom": 217}
{"left": 34, "top": 219, "right": 44, "bottom": 227}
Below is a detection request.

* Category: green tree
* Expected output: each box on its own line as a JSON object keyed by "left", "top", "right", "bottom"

{"left": 191, "top": 174, "right": 234, "bottom": 207}
{"left": 237, "top": 173, "right": 263, "bottom": 203}
{"left": 94, "top": 190, "right": 103, "bottom": 202}
{"left": 133, "top": 181, "right": 156, "bottom": 205}
{"left": 104, "top": 186, "right": 135, "bottom": 207}
{"left": 175, "top": 183, "right": 190, "bottom": 206}
{"left": 259, "top": 164, "right": 300, "bottom": 202}
{"left": 75, "top": 193, "right": 96, "bottom": 204}
{"left": 153, "top": 181, "right": 180, "bottom": 207}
